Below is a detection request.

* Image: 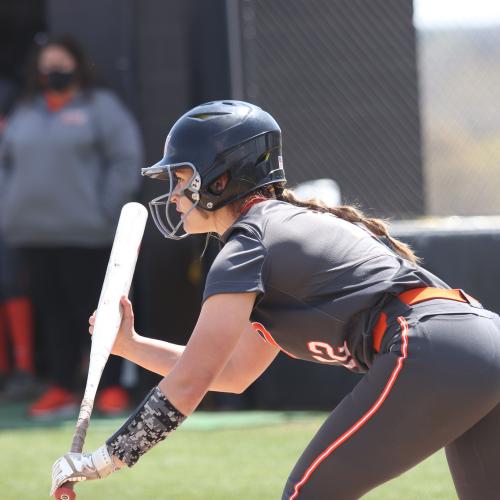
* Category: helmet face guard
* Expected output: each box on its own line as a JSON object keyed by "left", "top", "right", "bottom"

{"left": 141, "top": 163, "right": 201, "bottom": 239}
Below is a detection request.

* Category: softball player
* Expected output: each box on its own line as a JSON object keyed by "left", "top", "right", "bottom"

{"left": 51, "top": 101, "right": 500, "bottom": 499}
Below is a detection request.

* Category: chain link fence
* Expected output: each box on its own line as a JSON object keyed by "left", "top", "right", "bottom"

{"left": 418, "top": 23, "right": 500, "bottom": 216}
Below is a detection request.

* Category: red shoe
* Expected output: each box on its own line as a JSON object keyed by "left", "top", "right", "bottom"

{"left": 96, "top": 386, "right": 129, "bottom": 416}
{"left": 29, "top": 386, "right": 77, "bottom": 419}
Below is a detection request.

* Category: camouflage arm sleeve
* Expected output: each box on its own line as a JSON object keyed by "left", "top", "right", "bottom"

{"left": 105, "top": 386, "right": 186, "bottom": 467}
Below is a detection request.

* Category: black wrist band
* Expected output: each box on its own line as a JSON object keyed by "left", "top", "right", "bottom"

{"left": 106, "top": 385, "right": 186, "bottom": 467}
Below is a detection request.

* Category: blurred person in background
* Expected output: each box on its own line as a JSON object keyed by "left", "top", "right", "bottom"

{"left": 0, "top": 74, "right": 37, "bottom": 400}
{"left": 0, "top": 34, "right": 143, "bottom": 418}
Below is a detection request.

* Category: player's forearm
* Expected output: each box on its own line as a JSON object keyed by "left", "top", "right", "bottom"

{"left": 123, "top": 336, "right": 238, "bottom": 393}
{"left": 118, "top": 334, "right": 242, "bottom": 392}
{"left": 118, "top": 334, "right": 185, "bottom": 376}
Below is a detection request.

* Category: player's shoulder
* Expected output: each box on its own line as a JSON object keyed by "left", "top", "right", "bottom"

{"left": 208, "top": 226, "right": 267, "bottom": 281}
{"left": 222, "top": 203, "right": 274, "bottom": 243}
{"left": 221, "top": 224, "right": 263, "bottom": 253}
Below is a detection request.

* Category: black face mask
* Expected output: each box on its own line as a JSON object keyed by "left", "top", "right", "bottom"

{"left": 43, "top": 70, "right": 75, "bottom": 91}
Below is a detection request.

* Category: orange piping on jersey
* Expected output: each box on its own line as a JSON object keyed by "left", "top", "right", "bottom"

{"left": 251, "top": 322, "right": 298, "bottom": 359}
{"left": 289, "top": 316, "right": 409, "bottom": 500}
{"left": 240, "top": 196, "right": 267, "bottom": 215}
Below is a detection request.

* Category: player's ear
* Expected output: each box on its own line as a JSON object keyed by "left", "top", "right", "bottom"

{"left": 208, "top": 172, "right": 229, "bottom": 195}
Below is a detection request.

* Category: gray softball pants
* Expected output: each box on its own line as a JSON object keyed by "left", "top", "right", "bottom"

{"left": 282, "top": 309, "right": 500, "bottom": 499}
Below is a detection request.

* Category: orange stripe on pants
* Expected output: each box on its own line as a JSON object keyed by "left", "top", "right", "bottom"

{"left": 289, "top": 317, "right": 409, "bottom": 499}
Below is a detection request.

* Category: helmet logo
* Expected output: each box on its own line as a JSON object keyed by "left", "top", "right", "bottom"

{"left": 206, "top": 202, "right": 213, "bottom": 209}
{"left": 191, "top": 174, "right": 201, "bottom": 191}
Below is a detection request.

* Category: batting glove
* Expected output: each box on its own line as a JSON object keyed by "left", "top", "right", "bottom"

{"left": 50, "top": 444, "right": 118, "bottom": 496}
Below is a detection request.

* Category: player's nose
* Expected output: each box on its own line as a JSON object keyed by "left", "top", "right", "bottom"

{"left": 170, "top": 187, "right": 179, "bottom": 202}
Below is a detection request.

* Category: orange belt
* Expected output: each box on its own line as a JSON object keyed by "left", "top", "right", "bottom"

{"left": 372, "top": 287, "right": 477, "bottom": 352}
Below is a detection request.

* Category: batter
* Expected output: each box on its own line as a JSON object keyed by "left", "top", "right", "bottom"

{"left": 51, "top": 101, "right": 500, "bottom": 499}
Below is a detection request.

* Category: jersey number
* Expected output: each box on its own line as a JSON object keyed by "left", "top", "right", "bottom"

{"left": 307, "top": 341, "right": 358, "bottom": 369}
{"left": 251, "top": 322, "right": 357, "bottom": 368}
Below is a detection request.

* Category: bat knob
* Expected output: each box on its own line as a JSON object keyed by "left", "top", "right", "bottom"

{"left": 54, "top": 486, "right": 76, "bottom": 500}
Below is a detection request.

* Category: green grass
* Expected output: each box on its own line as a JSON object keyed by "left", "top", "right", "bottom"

{"left": 0, "top": 412, "right": 457, "bottom": 499}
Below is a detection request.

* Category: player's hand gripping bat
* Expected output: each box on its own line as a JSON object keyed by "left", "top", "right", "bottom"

{"left": 53, "top": 202, "right": 148, "bottom": 499}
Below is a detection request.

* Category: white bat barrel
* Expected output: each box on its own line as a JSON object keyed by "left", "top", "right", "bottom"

{"left": 87, "top": 202, "right": 148, "bottom": 398}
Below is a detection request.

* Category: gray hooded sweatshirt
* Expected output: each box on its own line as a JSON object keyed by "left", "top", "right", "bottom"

{"left": 0, "top": 89, "right": 142, "bottom": 246}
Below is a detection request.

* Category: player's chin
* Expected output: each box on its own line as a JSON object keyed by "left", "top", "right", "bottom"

{"left": 181, "top": 220, "right": 197, "bottom": 235}
{"left": 182, "top": 213, "right": 212, "bottom": 235}
{"left": 182, "top": 224, "right": 204, "bottom": 236}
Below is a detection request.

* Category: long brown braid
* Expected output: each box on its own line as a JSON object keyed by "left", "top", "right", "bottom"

{"left": 236, "top": 185, "right": 420, "bottom": 265}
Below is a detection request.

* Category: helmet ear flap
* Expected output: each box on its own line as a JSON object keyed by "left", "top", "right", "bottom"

{"left": 207, "top": 172, "right": 230, "bottom": 196}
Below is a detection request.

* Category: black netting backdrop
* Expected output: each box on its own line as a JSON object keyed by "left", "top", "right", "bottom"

{"left": 232, "top": 0, "right": 423, "bottom": 218}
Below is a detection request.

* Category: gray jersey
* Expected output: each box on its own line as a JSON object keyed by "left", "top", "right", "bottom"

{"left": 203, "top": 200, "right": 447, "bottom": 372}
